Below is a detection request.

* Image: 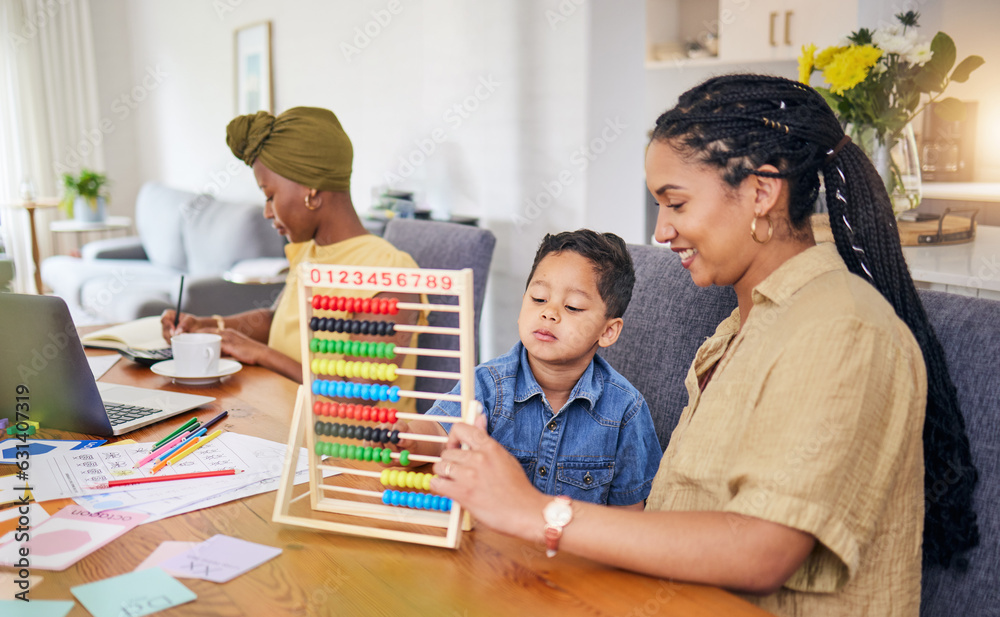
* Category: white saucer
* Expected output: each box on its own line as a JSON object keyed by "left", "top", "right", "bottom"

{"left": 150, "top": 359, "right": 243, "bottom": 385}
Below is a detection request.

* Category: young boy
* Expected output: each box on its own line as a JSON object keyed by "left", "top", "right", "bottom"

{"left": 401, "top": 229, "right": 662, "bottom": 508}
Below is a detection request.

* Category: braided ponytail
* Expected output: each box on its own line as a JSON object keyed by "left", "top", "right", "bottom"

{"left": 652, "top": 73, "right": 979, "bottom": 570}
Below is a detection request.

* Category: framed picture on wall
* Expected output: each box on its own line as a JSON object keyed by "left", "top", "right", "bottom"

{"left": 234, "top": 21, "right": 272, "bottom": 115}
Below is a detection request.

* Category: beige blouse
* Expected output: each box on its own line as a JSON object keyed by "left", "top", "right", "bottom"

{"left": 646, "top": 243, "right": 925, "bottom": 617}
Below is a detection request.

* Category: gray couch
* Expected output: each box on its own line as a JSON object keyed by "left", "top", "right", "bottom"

{"left": 42, "top": 182, "right": 287, "bottom": 323}
{"left": 599, "top": 243, "right": 999, "bottom": 616}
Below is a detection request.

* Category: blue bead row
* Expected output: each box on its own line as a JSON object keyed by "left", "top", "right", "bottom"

{"left": 381, "top": 489, "right": 451, "bottom": 512}
{"left": 312, "top": 379, "right": 401, "bottom": 402}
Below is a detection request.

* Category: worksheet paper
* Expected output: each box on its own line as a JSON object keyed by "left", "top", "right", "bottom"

{"left": 27, "top": 432, "right": 293, "bottom": 502}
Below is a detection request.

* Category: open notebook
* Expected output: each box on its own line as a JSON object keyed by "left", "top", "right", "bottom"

{"left": 80, "top": 316, "right": 168, "bottom": 351}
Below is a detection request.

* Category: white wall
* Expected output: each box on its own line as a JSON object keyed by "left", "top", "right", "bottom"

{"left": 90, "top": 0, "right": 631, "bottom": 358}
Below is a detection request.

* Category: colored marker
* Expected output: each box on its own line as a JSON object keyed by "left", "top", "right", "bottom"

{"left": 89, "top": 469, "right": 242, "bottom": 489}
{"left": 166, "top": 429, "right": 222, "bottom": 466}
{"left": 134, "top": 432, "right": 188, "bottom": 468}
{"left": 153, "top": 417, "right": 199, "bottom": 449}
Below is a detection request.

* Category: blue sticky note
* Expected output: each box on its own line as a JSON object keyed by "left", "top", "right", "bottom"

{"left": 71, "top": 568, "right": 196, "bottom": 617}
{"left": 0, "top": 600, "right": 74, "bottom": 617}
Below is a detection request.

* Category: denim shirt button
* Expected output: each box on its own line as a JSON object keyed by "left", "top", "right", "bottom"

{"left": 584, "top": 472, "right": 593, "bottom": 485}
{"left": 547, "top": 420, "right": 557, "bottom": 431}
{"left": 539, "top": 466, "right": 547, "bottom": 477}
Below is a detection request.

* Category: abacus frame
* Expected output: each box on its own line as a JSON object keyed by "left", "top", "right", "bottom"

{"left": 273, "top": 263, "right": 476, "bottom": 548}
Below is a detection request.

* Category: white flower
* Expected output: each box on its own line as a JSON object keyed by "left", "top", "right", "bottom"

{"left": 905, "top": 41, "right": 933, "bottom": 66}
{"left": 873, "top": 28, "right": 914, "bottom": 55}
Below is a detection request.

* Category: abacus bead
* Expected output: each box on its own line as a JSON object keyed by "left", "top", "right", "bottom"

{"left": 388, "top": 298, "right": 399, "bottom": 315}
{"left": 313, "top": 421, "right": 323, "bottom": 436}
{"left": 312, "top": 401, "right": 322, "bottom": 415}
{"left": 406, "top": 472, "right": 417, "bottom": 488}
{"left": 309, "top": 317, "right": 318, "bottom": 331}
{"left": 332, "top": 296, "right": 342, "bottom": 311}
{"left": 388, "top": 469, "right": 399, "bottom": 486}
{"left": 386, "top": 364, "right": 397, "bottom": 381}
{"left": 314, "top": 442, "right": 324, "bottom": 456}
{"left": 386, "top": 322, "right": 396, "bottom": 336}
{"left": 423, "top": 475, "right": 432, "bottom": 490}
{"left": 391, "top": 491, "right": 402, "bottom": 507}
{"left": 380, "top": 469, "right": 391, "bottom": 485}
{"left": 399, "top": 450, "right": 410, "bottom": 466}
{"left": 363, "top": 427, "right": 374, "bottom": 441}
{"left": 360, "top": 447, "right": 369, "bottom": 462}
{"left": 385, "top": 343, "right": 396, "bottom": 358}
{"left": 319, "top": 295, "right": 329, "bottom": 310}
{"left": 382, "top": 491, "right": 391, "bottom": 505}
{"left": 360, "top": 320, "right": 371, "bottom": 335}
{"left": 361, "top": 298, "right": 371, "bottom": 313}
{"left": 388, "top": 386, "right": 400, "bottom": 402}
{"left": 310, "top": 338, "right": 320, "bottom": 353}
{"left": 311, "top": 381, "right": 320, "bottom": 395}
{"left": 377, "top": 409, "right": 388, "bottom": 423}
{"left": 376, "top": 428, "right": 387, "bottom": 443}
{"left": 387, "top": 409, "right": 398, "bottom": 424}
{"left": 379, "top": 298, "right": 390, "bottom": 314}
{"left": 329, "top": 318, "right": 340, "bottom": 332}
{"left": 357, "top": 384, "right": 369, "bottom": 400}
{"left": 381, "top": 449, "right": 392, "bottom": 464}
{"left": 390, "top": 430, "right": 400, "bottom": 445}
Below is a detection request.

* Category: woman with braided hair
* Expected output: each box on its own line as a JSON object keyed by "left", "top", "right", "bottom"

{"left": 430, "top": 74, "right": 978, "bottom": 616}
{"left": 159, "top": 107, "right": 424, "bottom": 411}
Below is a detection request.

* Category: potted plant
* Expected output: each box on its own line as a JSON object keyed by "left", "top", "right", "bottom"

{"left": 60, "top": 169, "right": 110, "bottom": 223}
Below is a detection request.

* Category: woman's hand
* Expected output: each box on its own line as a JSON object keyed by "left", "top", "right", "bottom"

{"left": 160, "top": 310, "right": 208, "bottom": 342}
{"left": 430, "top": 419, "right": 548, "bottom": 541}
{"left": 217, "top": 328, "right": 270, "bottom": 366}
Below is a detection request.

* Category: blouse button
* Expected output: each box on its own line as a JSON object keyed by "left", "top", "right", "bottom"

{"left": 538, "top": 466, "right": 547, "bottom": 477}
{"left": 547, "top": 421, "right": 557, "bottom": 431}
{"left": 584, "top": 473, "right": 593, "bottom": 485}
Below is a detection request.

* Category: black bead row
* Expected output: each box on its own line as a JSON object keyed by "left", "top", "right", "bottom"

{"left": 309, "top": 318, "right": 396, "bottom": 336}
{"left": 315, "top": 420, "right": 401, "bottom": 445}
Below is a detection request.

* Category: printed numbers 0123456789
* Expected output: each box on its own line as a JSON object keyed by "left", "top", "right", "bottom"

{"left": 309, "top": 269, "right": 452, "bottom": 290}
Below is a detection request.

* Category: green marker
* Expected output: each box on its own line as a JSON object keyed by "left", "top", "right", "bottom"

{"left": 153, "top": 417, "right": 199, "bottom": 449}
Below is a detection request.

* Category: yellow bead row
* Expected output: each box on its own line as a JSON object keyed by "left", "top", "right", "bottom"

{"left": 310, "top": 359, "right": 399, "bottom": 381}
{"left": 380, "top": 468, "right": 434, "bottom": 490}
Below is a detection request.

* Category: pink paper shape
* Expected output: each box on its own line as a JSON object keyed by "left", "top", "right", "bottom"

{"left": 31, "top": 529, "right": 93, "bottom": 556}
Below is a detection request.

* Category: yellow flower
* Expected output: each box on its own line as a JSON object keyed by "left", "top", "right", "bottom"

{"left": 822, "top": 45, "right": 883, "bottom": 95}
{"left": 798, "top": 43, "right": 817, "bottom": 84}
{"left": 814, "top": 45, "right": 845, "bottom": 69}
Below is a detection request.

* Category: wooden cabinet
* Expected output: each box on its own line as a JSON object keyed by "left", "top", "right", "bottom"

{"left": 647, "top": 0, "right": 861, "bottom": 67}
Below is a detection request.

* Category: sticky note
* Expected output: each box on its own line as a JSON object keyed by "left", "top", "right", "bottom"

{"left": 0, "top": 505, "right": 147, "bottom": 571}
{"left": 0, "top": 600, "right": 73, "bottom": 617}
{"left": 71, "top": 568, "right": 195, "bottom": 617}
{"left": 160, "top": 534, "right": 281, "bottom": 583}
{"left": 134, "top": 541, "right": 199, "bottom": 573}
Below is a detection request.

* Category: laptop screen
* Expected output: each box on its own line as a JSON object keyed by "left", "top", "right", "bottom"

{"left": 0, "top": 294, "right": 117, "bottom": 436}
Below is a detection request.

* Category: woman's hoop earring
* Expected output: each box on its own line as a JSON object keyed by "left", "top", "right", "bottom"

{"left": 750, "top": 213, "right": 773, "bottom": 244}
{"left": 304, "top": 193, "right": 321, "bottom": 210}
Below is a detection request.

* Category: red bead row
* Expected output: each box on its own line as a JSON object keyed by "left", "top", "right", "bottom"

{"left": 313, "top": 401, "right": 398, "bottom": 424}
{"left": 311, "top": 295, "right": 400, "bottom": 315}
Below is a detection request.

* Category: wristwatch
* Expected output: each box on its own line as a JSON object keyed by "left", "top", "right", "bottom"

{"left": 542, "top": 495, "right": 573, "bottom": 558}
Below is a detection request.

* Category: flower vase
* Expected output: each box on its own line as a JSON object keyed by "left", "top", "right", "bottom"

{"left": 849, "top": 124, "right": 922, "bottom": 217}
{"left": 74, "top": 196, "right": 107, "bottom": 223}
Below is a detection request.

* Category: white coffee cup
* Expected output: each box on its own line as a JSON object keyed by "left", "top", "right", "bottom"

{"left": 171, "top": 332, "right": 221, "bottom": 376}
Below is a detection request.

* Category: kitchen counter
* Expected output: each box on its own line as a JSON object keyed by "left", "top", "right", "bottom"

{"left": 902, "top": 224, "right": 1000, "bottom": 300}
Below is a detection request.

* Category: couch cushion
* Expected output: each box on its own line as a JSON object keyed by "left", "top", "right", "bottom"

{"left": 918, "top": 290, "right": 1000, "bottom": 616}
{"left": 134, "top": 182, "right": 197, "bottom": 272}
{"left": 41, "top": 255, "right": 181, "bottom": 308}
{"left": 597, "top": 244, "right": 737, "bottom": 449}
{"left": 180, "top": 196, "right": 286, "bottom": 276}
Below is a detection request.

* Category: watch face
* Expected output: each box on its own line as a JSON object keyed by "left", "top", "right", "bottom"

{"left": 543, "top": 498, "right": 573, "bottom": 526}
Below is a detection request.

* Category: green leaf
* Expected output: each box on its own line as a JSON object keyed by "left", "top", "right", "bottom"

{"left": 950, "top": 55, "right": 985, "bottom": 83}
{"left": 815, "top": 87, "right": 840, "bottom": 113}
{"left": 929, "top": 32, "right": 957, "bottom": 75}
{"left": 914, "top": 67, "right": 945, "bottom": 93}
{"left": 932, "top": 97, "right": 967, "bottom": 122}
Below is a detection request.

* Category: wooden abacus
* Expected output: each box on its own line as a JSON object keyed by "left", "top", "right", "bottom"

{"left": 273, "top": 263, "right": 476, "bottom": 548}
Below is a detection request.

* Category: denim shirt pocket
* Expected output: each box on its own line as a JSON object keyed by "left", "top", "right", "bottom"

{"left": 515, "top": 455, "right": 537, "bottom": 481}
{"left": 555, "top": 462, "right": 615, "bottom": 504}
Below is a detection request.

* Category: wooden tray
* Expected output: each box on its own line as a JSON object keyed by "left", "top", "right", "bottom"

{"left": 899, "top": 213, "right": 977, "bottom": 246}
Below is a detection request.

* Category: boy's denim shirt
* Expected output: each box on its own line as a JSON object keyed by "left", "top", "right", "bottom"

{"left": 426, "top": 342, "right": 663, "bottom": 505}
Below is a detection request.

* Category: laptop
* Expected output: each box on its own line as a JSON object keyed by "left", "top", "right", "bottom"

{"left": 0, "top": 294, "right": 214, "bottom": 436}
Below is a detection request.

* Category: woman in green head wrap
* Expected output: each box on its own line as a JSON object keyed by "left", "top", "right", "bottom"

{"left": 160, "top": 107, "right": 423, "bottom": 397}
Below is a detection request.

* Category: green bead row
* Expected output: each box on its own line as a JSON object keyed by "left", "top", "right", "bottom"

{"left": 314, "top": 441, "right": 410, "bottom": 466}
{"left": 309, "top": 338, "right": 396, "bottom": 359}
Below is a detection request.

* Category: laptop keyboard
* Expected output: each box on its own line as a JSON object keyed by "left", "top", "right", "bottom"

{"left": 105, "top": 402, "right": 161, "bottom": 426}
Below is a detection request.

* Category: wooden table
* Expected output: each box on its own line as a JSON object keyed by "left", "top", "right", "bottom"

{"left": 0, "top": 350, "right": 772, "bottom": 617}
{"left": 3, "top": 197, "right": 59, "bottom": 293}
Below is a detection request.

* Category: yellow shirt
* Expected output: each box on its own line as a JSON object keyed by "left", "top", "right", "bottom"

{"left": 646, "top": 243, "right": 925, "bottom": 617}
{"left": 270, "top": 234, "right": 424, "bottom": 414}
